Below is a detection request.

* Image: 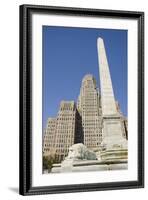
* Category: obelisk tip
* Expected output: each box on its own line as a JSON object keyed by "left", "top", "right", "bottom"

{"left": 97, "top": 37, "right": 103, "bottom": 41}
{"left": 97, "top": 37, "right": 104, "bottom": 46}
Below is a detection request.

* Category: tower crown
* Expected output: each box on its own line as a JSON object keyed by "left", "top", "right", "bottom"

{"left": 82, "top": 74, "right": 94, "bottom": 82}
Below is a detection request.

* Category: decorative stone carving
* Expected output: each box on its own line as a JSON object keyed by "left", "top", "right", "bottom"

{"left": 65, "top": 143, "right": 97, "bottom": 161}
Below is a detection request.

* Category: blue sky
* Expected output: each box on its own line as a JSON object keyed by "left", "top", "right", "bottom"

{"left": 43, "top": 26, "right": 127, "bottom": 129}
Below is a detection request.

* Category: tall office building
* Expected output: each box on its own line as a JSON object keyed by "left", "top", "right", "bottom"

{"left": 43, "top": 118, "right": 57, "bottom": 157}
{"left": 43, "top": 101, "right": 82, "bottom": 162}
{"left": 77, "top": 74, "right": 102, "bottom": 151}
{"left": 54, "top": 101, "right": 77, "bottom": 161}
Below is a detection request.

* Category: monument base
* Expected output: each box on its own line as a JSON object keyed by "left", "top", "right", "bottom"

{"left": 51, "top": 159, "right": 127, "bottom": 173}
{"left": 100, "top": 149, "right": 128, "bottom": 161}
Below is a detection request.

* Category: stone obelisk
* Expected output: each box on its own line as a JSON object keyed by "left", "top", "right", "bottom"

{"left": 97, "top": 37, "right": 127, "bottom": 161}
{"left": 97, "top": 37, "right": 117, "bottom": 116}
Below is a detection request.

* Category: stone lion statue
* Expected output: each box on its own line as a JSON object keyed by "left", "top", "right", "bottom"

{"left": 65, "top": 143, "right": 97, "bottom": 161}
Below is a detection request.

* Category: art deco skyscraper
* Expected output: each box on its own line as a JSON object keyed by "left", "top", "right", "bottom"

{"left": 55, "top": 101, "right": 83, "bottom": 162}
{"left": 77, "top": 74, "right": 102, "bottom": 151}
{"left": 43, "top": 100, "right": 83, "bottom": 162}
{"left": 43, "top": 118, "right": 57, "bottom": 157}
